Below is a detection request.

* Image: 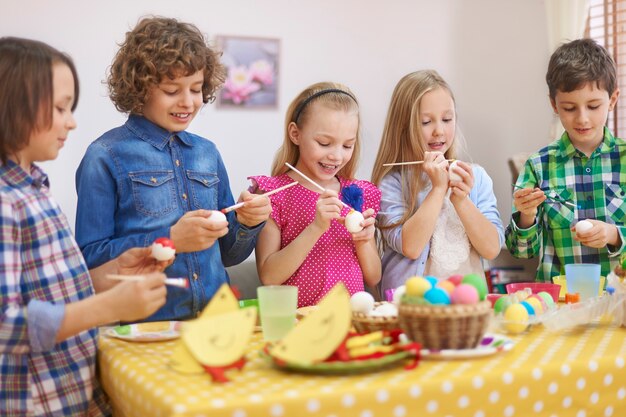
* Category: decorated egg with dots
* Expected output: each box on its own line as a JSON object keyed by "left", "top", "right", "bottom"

{"left": 344, "top": 210, "right": 365, "bottom": 233}
{"left": 423, "top": 287, "right": 451, "bottom": 305}
{"left": 350, "top": 291, "right": 375, "bottom": 313}
{"left": 151, "top": 237, "right": 176, "bottom": 261}
{"left": 405, "top": 276, "right": 432, "bottom": 297}
{"left": 461, "top": 273, "right": 488, "bottom": 301}
{"left": 504, "top": 303, "right": 529, "bottom": 334}
{"left": 450, "top": 284, "right": 479, "bottom": 305}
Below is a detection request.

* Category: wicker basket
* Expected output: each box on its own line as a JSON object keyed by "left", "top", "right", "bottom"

{"left": 352, "top": 302, "right": 400, "bottom": 333}
{"left": 398, "top": 301, "right": 492, "bottom": 350}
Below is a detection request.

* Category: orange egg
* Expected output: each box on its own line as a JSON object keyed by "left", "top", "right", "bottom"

{"left": 436, "top": 280, "right": 456, "bottom": 295}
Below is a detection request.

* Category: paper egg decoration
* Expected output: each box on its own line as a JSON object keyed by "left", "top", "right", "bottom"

{"left": 449, "top": 160, "right": 462, "bottom": 182}
{"left": 152, "top": 237, "right": 176, "bottom": 261}
{"left": 345, "top": 210, "right": 365, "bottom": 233}
{"left": 575, "top": 220, "right": 593, "bottom": 233}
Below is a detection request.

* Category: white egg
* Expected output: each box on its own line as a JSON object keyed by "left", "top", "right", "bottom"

{"left": 207, "top": 210, "right": 227, "bottom": 225}
{"left": 345, "top": 210, "right": 365, "bottom": 233}
{"left": 575, "top": 219, "right": 593, "bottom": 233}
{"left": 370, "top": 302, "right": 398, "bottom": 317}
{"left": 151, "top": 244, "right": 176, "bottom": 261}
{"left": 392, "top": 285, "right": 406, "bottom": 306}
{"left": 350, "top": 291, "right": 375, "bottom": 313}
{"left": 449, "top": 160, "right": 463, "bottom": 182}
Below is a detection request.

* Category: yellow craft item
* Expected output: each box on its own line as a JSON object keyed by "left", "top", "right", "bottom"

{"left": 198, "top": 284, "right": 239, "bottom": 319}
{"left": 182, "top": 307, "right": 257, "bottom": 367}
{"left": 270, "top": 284, "right": 352, "bottom": 365}
{"left": 135, "top": 321, "right": 170, "bottom": 333}
{"left": 168, "top": 341, "right": 204, "bottom": 375}
{"left": 349, "top": 344, "right": 395, "bottom": 358}
{"left": 345, "top": 331, "right": 384, "bottom": 349}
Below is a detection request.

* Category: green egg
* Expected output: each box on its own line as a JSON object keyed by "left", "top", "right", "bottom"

{"left": 537, "top": 291, "right": 555, "bottom": 308}
{"left": 494, "top": 296, "right": 512, "bottom": 314}
{"left": 461, "top": 273, "right": 488, "bottom": 301}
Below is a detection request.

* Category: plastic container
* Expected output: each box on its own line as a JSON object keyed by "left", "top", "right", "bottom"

{"left": 552, "top": 275, "right": 605, "bottom": 300}
{"left": 505, "top": 282, "right": 561, "bottom": 304}
{"left": 565, "top": 264, "right": 601, "bottom": 301}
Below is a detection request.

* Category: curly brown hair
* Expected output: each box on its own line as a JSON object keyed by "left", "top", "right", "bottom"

{"left": 107, "top": 16, "right": 225, "bottom": 114}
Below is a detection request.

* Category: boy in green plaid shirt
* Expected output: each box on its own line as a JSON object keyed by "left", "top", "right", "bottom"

{"left": 506, "top": 38, "right": 626, "bottom": 282}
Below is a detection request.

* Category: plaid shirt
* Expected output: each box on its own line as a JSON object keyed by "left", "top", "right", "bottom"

{"left": 506, "top": 128, "right": 626, "bottom": 282}
{"left": 0, "top": 161, "right": 109, "bottom": 416}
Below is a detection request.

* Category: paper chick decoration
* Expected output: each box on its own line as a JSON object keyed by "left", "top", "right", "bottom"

{"left": 169, "top": 284, "right": 256, "bottom": 382}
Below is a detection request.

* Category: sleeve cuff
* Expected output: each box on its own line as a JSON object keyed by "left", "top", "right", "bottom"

{"left": 607, "top": 225, "right": 626, "bottom": 257}
{"left": 510, "top": 213, "right": 538, "bottom": 238}
{"left": 237, "top": 221, "right": 266, "bottom": 239}
{"left": 27, "top": 300, "right": 65, "bottom": 353}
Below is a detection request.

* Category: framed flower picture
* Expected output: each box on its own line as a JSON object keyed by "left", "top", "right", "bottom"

{"left": 216, "top": 35, "right": 280, "bottom": 108}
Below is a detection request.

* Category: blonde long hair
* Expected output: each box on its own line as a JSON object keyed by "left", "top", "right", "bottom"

{"left": 271, "top": 82, "right": 361, "bottom": 178}
{"left": 371, "top": 70, "right": 461, "bottom": 228}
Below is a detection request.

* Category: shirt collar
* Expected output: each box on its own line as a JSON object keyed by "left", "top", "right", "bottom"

{"left": 557, "top": 126, "right": 615, "bottom": 161}
{"left": 0, "top": 160, "right": 49, "bottom": 189}
{"left": 125, "top": 114, "right": 194, "bottom": 150}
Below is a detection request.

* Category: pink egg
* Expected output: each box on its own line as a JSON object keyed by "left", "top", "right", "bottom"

{"left": 450, "top": 284, "right": 479, "bottom": 305}
{"left": 447, "top": 274, "right": 463, "bottom": 286}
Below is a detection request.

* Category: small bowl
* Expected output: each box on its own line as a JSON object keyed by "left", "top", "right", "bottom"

{"left": 505, "top": 282, "right": 561, "bottom": 304}
{"left": 552, "top": 275, "right": 606, "bottom": 300}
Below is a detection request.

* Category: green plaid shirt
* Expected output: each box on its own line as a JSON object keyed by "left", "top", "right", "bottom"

{"left": 505, "top": 127, "right": 626, "bottom": 282}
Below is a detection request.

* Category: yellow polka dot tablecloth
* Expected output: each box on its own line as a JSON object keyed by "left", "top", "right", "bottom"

{"left": 98, "top": 322, "right": 626, "bottom": 417}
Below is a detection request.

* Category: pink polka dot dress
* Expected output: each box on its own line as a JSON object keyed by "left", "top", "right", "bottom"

{"left": 250, "top": 174, "right": 381, "bottom": 307}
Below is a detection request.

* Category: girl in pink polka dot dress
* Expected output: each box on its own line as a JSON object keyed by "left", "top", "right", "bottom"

{"left": 251, "top": 82, "right": 381, "bottom": 307}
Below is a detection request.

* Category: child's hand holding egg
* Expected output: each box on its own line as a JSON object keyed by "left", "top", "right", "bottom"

{"left": 448, "top": 160, "right": 463, "bottom": 182}
{"left": 207, "top": 210, "right": 227, "bottom": 225}
{"left": 344, "top": 210, "right": 365, "bottom": 233}
{"left": 151, "top": 237, "right": 176, "bottom": 261}
{"left": 575, "top": 219, "right": 593, "bottom": 234}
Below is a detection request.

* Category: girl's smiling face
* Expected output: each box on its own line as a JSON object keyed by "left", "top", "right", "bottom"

{"left": 419, "top": 87, "right": 456, "bottom": 154}
{"left": 289, "top": 102, "right": 358, "bottom": 189}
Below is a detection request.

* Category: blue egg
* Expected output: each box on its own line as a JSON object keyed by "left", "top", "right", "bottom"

{"left": 425, "top": 275, "right": 439, "bottom": 288}
{"left": 424, "top": 287, "right": 451, "bottom": 305}
{"left": 520, "top": 300, "right": 536, "bottom": 316}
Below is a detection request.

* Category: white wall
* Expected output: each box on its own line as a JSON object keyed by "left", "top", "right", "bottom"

{"left": 0, "top": 0, "right": 552, "bottom": 231}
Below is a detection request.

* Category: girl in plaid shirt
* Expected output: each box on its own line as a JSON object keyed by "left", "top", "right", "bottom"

{"left": 0, "top": 37, "right": 168, "bottom": 416}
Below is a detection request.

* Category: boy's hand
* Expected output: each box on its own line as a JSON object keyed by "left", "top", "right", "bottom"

{"left": 513, "top": 187, "right": 546, "bottom": 217}
{"left": 311, "top": 189, "right": 343, "bottom": 232}
{"left": 109, "top": 273, "right": 167, "bottom": 322}
{"left": 449, "top": 161, "right": 474, "bottom": 205}
{"left": 423, "top": 151, "right": 449, "bottom": 191}
{"left": 571, "top": 220, "right": 620, "bottom": 248}
{"left": 235, "top": 190, "right": 272, "bottom": 227}
{"left": 170, "top": 210, "right": 229, "bottom": 252}
{"left": 116, "top": 247, "right": 173, "bottom": 275}
{"left": 338, "top": 208, "right": 376, "bottom": 242}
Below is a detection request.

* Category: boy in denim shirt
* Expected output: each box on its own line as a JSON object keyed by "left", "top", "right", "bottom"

{"left": 506, "top": 39, "right": 626, "bottom": 281}
{"left": 76, "top": 17, "right": 271, "bottom": 320}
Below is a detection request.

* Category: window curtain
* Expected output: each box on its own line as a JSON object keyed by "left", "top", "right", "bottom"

{"left": 545, "top": 0, "right": 591, "bottom": 140}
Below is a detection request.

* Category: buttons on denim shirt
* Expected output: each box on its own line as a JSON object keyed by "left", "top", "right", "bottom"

{"left": 182, "top": 193, "right": 188, "bottom": 200}
{"left": 175, "top": 160, "right": 180, "bottom": 167}
{"left": 192, "top": 273, "right": 198, "bottom": 280}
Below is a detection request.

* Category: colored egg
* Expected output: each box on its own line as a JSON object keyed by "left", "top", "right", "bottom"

{"left": 424, "top": 287, "right": 451, "bottom": 305}
{"left": 447, "top": 274, "right": 463, "bottom": 286}
{"left": 436, "top": 280, "right": 456, "bottom": 295}
{"left": 405, "top": 276, "right": 432, "bottom": 297}
{"left": 520, "top": 300, "right": 535, "bottom": 315}
{"left": 494, "top": 296, "right": 512, "bottom": 314}
{"left": 345, "top": 210, "right": 365, "bottom": 233}
{"left": 537, "top": 291, "right": 555, "bottom": 308}
{"left": 525, "top": 297, "right": 544, "bottom": 315}
{"left": 450, "top": 284, "right": 479, "bottom": 305}
{"left": 425, "top": 275, "right": 439, "bottom": 288}
{"left": 504, "top": 303, "right": 529, "bottom": 334}
{"left": 461, "top": 273, "right": 488, "bottom": 301}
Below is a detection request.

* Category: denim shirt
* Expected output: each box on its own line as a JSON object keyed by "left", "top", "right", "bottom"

{"left": 75, "top": 115, "right": 262, "bottom": 320}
